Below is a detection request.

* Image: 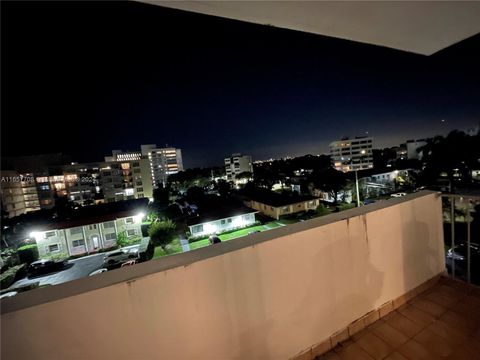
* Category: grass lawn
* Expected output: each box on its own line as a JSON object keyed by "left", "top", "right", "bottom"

{"left": 152, "top": 237, "right": 183, "bottom": 259}
{"left": 188, "top": 222, "right": 284, "bottom": 251}
{"left": 153, "top": 217, "right": 312, "bottom": 258}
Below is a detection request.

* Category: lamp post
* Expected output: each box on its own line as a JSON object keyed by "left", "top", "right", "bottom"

{"left": 355, "top": 169, "right": 360, "bottom": 207}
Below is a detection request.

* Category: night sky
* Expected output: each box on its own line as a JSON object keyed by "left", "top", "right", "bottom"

{"left": 2, "top": 1, "right": 479, "bottom": 168}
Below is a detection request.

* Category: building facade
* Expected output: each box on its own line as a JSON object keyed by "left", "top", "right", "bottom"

{"left": 30, "top": 212, "right": 144, "bottom": 258}
{"left": 188, "top": 207, "right": 257, "bottom": 238}
{"left": 330, "top": 137, "right": 374, "bottom": 172}
{"left": 1, "top": 171, "right": 41, "bottom": 218}
{"left": 106, "top": 145, "right": 183, "bottom": 188}
{"left": 224, "top": 154, "right": 253, "bottom": 182}
{"left": 99, "top": 159, "right": 153, "bottom": 203}
{"left": 246, "top": 194, "right": 320, "bottom": 220}
{"left": 406, "top": 139, "right": 427, "bottom": 160}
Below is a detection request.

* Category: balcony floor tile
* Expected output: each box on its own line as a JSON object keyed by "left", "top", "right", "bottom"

{"left": 314, "top": 277, "right": 480, "bottom": 360}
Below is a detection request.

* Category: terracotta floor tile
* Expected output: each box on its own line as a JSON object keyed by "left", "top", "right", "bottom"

{"left": 352, "top": 328, "right": 371, "bottom": 342}
{"left": 413, "top": 328, "right": 456, "bottom": 358}
{"left": 384, "top": 312, "right": 424, "bottom": 338}
{"left": 452, "top": 297, "right": 480, "bottom": 320}
{"left": 423, "top": 291, "right": 459, "bottom": 309}
{"left": 334, "top": 342, "right": 374, "bottom": 360}
{"left": 435, "top": 284, "right": 467, "bottom": 301}
{"left": 317, "top": 351, "right": 342, "bottom": 360}
{"left": 384, "top": 351, "right": 408, "bottom": 360}
{"left": 426, "top": 320, "right": 469, "bottom": 346}
{"left": 355, "top": 331, "right": 393, "bottom": 360}
{"left": 370, "top": 321, "right": 409, "bottom": 349}
{"left": 397, "top": 304, "right": 435, "bottom": 327}
{"left": 439, "top": 310, "right": 477, "bottom": 336}
{"left": 444, "top": 345, "right": 479, "bottom": 360}
{"left": 411, "top": 298, "right": 447, "bottom": 318}
{"left": 397, "top": 339, "right": 438, "bottom": 360}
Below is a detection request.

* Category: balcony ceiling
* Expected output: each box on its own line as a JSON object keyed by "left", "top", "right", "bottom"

{"left": 141, "top": 1, "right": 480, "bottom": 55}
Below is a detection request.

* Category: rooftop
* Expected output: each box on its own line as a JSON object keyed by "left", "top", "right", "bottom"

{"left": 24, "top": 198, "right": 148, "bottom": 231}
{"left": 187, "top": 205, "right": 256, "bottom": 226}
{"left": 247, "top": 190, "right": 319, "bottom": 207}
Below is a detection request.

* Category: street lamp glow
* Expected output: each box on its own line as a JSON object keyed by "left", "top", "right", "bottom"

{"left": 29, "top": 231, "right": 41, "bottom": 240}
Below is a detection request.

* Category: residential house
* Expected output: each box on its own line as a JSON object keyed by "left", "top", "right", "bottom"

{"left": 188, "top": 206, "right": 257, "bottom": 238}
{"left": 246, "top": 191, "right": 320, "bottom": 220}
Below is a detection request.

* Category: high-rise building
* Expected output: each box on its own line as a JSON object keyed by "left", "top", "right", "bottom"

{"left": 330, "top": 137, "right": 374, "bottom": 172}
{"left": 141, "top": 146, "right": 183, "bottom": 187}
{"left": 224, "top": 154, "right": 253, "bottom": 182}
{"left": 99, "top": 159, "right": 153, "bottom": 203}
{"left": 106, "top": 145, "right": 183, "bottom": 188}
{"left": 1, "top": 171, "right": 40, "bottom": 218}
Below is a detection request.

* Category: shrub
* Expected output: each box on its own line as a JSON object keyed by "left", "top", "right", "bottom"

{"left": 43, "top": 253, "right": 68, "bottom": 262}
{"left": 316, "top": 204, "right": 330, "bottom": 216}
{"left": 17, "top": 244, "right": 39, "bottom": 265}
{"left": 0, "top": 264, "right": 27, "bottom": 289}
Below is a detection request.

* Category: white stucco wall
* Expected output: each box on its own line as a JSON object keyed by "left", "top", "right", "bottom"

{"left": 1, "top": 193, "right": 445, "bottom": 360}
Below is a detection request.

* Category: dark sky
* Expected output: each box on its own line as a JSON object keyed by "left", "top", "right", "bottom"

{"left": 2, "top": 2, "right": 479, "bottom": 168}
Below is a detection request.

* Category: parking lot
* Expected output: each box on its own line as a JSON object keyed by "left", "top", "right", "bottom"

{"left": 11, "top": 253, "right": 105, "bottom": 288}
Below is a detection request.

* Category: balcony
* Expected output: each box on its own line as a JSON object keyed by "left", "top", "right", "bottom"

{"left": 314, "top": 276, "right": 480, "bottom": 360}
{"left": 1, "top": 191, "right": 476, "bottom": 359}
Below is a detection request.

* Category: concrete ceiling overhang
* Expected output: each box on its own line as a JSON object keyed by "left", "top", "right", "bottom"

{"left": 140, "top": 1, "right": 480, "bottom": 55}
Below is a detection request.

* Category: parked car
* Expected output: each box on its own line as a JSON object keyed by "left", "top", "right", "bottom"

{"left": 28, "top": 259, "right": 67, "bottom": 276}
{"left": 248, "top": 230, "right": 261, "bottom": 235}
{"left": 391, "top": 192, "right": 407, "bottom": 198}
{"left": 89, "top": 268, "right": 108, "bottom": 276}
{"left": 103, "top": 249, "right": 138, "bottom": 269}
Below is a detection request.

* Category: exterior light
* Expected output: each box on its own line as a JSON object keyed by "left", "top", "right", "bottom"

{"left": 29, "top": 231, "right": 41, "bottom": 240}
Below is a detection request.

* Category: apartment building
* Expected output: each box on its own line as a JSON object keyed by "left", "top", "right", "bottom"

{"left": 106, "top": 145, "right": 183, "bottom": 188}
{"left": 1, "top": 171, "right": 40, "bottom": 218}
{"left": 330, "top": 136, "right": 374, "bottom": 172}
{"left": 224, "top": 153, "right": 253, "bottom": 182}
{"left": 142, "top": 145, "right": 183, "bottom": 187}
{"left": 99, "top": 159, "right": 153, "bottom": 203}
{"left": 29, "top": 199, "right": 147, "bottom": 257}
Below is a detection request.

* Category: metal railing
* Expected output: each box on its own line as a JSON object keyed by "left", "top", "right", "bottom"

{"left": 441, "top": 194, "right": 480, "bottom": 285}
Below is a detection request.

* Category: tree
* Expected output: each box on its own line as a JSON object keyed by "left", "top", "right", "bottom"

{"left": 310, "top": 168, "right": 347, "bottom": 205}
{"left": 186, "top": 186, "right": 205, "bottom": 203}
{"left": 148, "top": 220, "right": 177, "bottom": 249}
{"left": 152, "top": 185, "right": 170, "bottom": 211}
{"left": 216, "top": 179, "right": 231, "bottom": 198}
{"left": 236, "top": 171, "right": 252, "bottom": 180}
